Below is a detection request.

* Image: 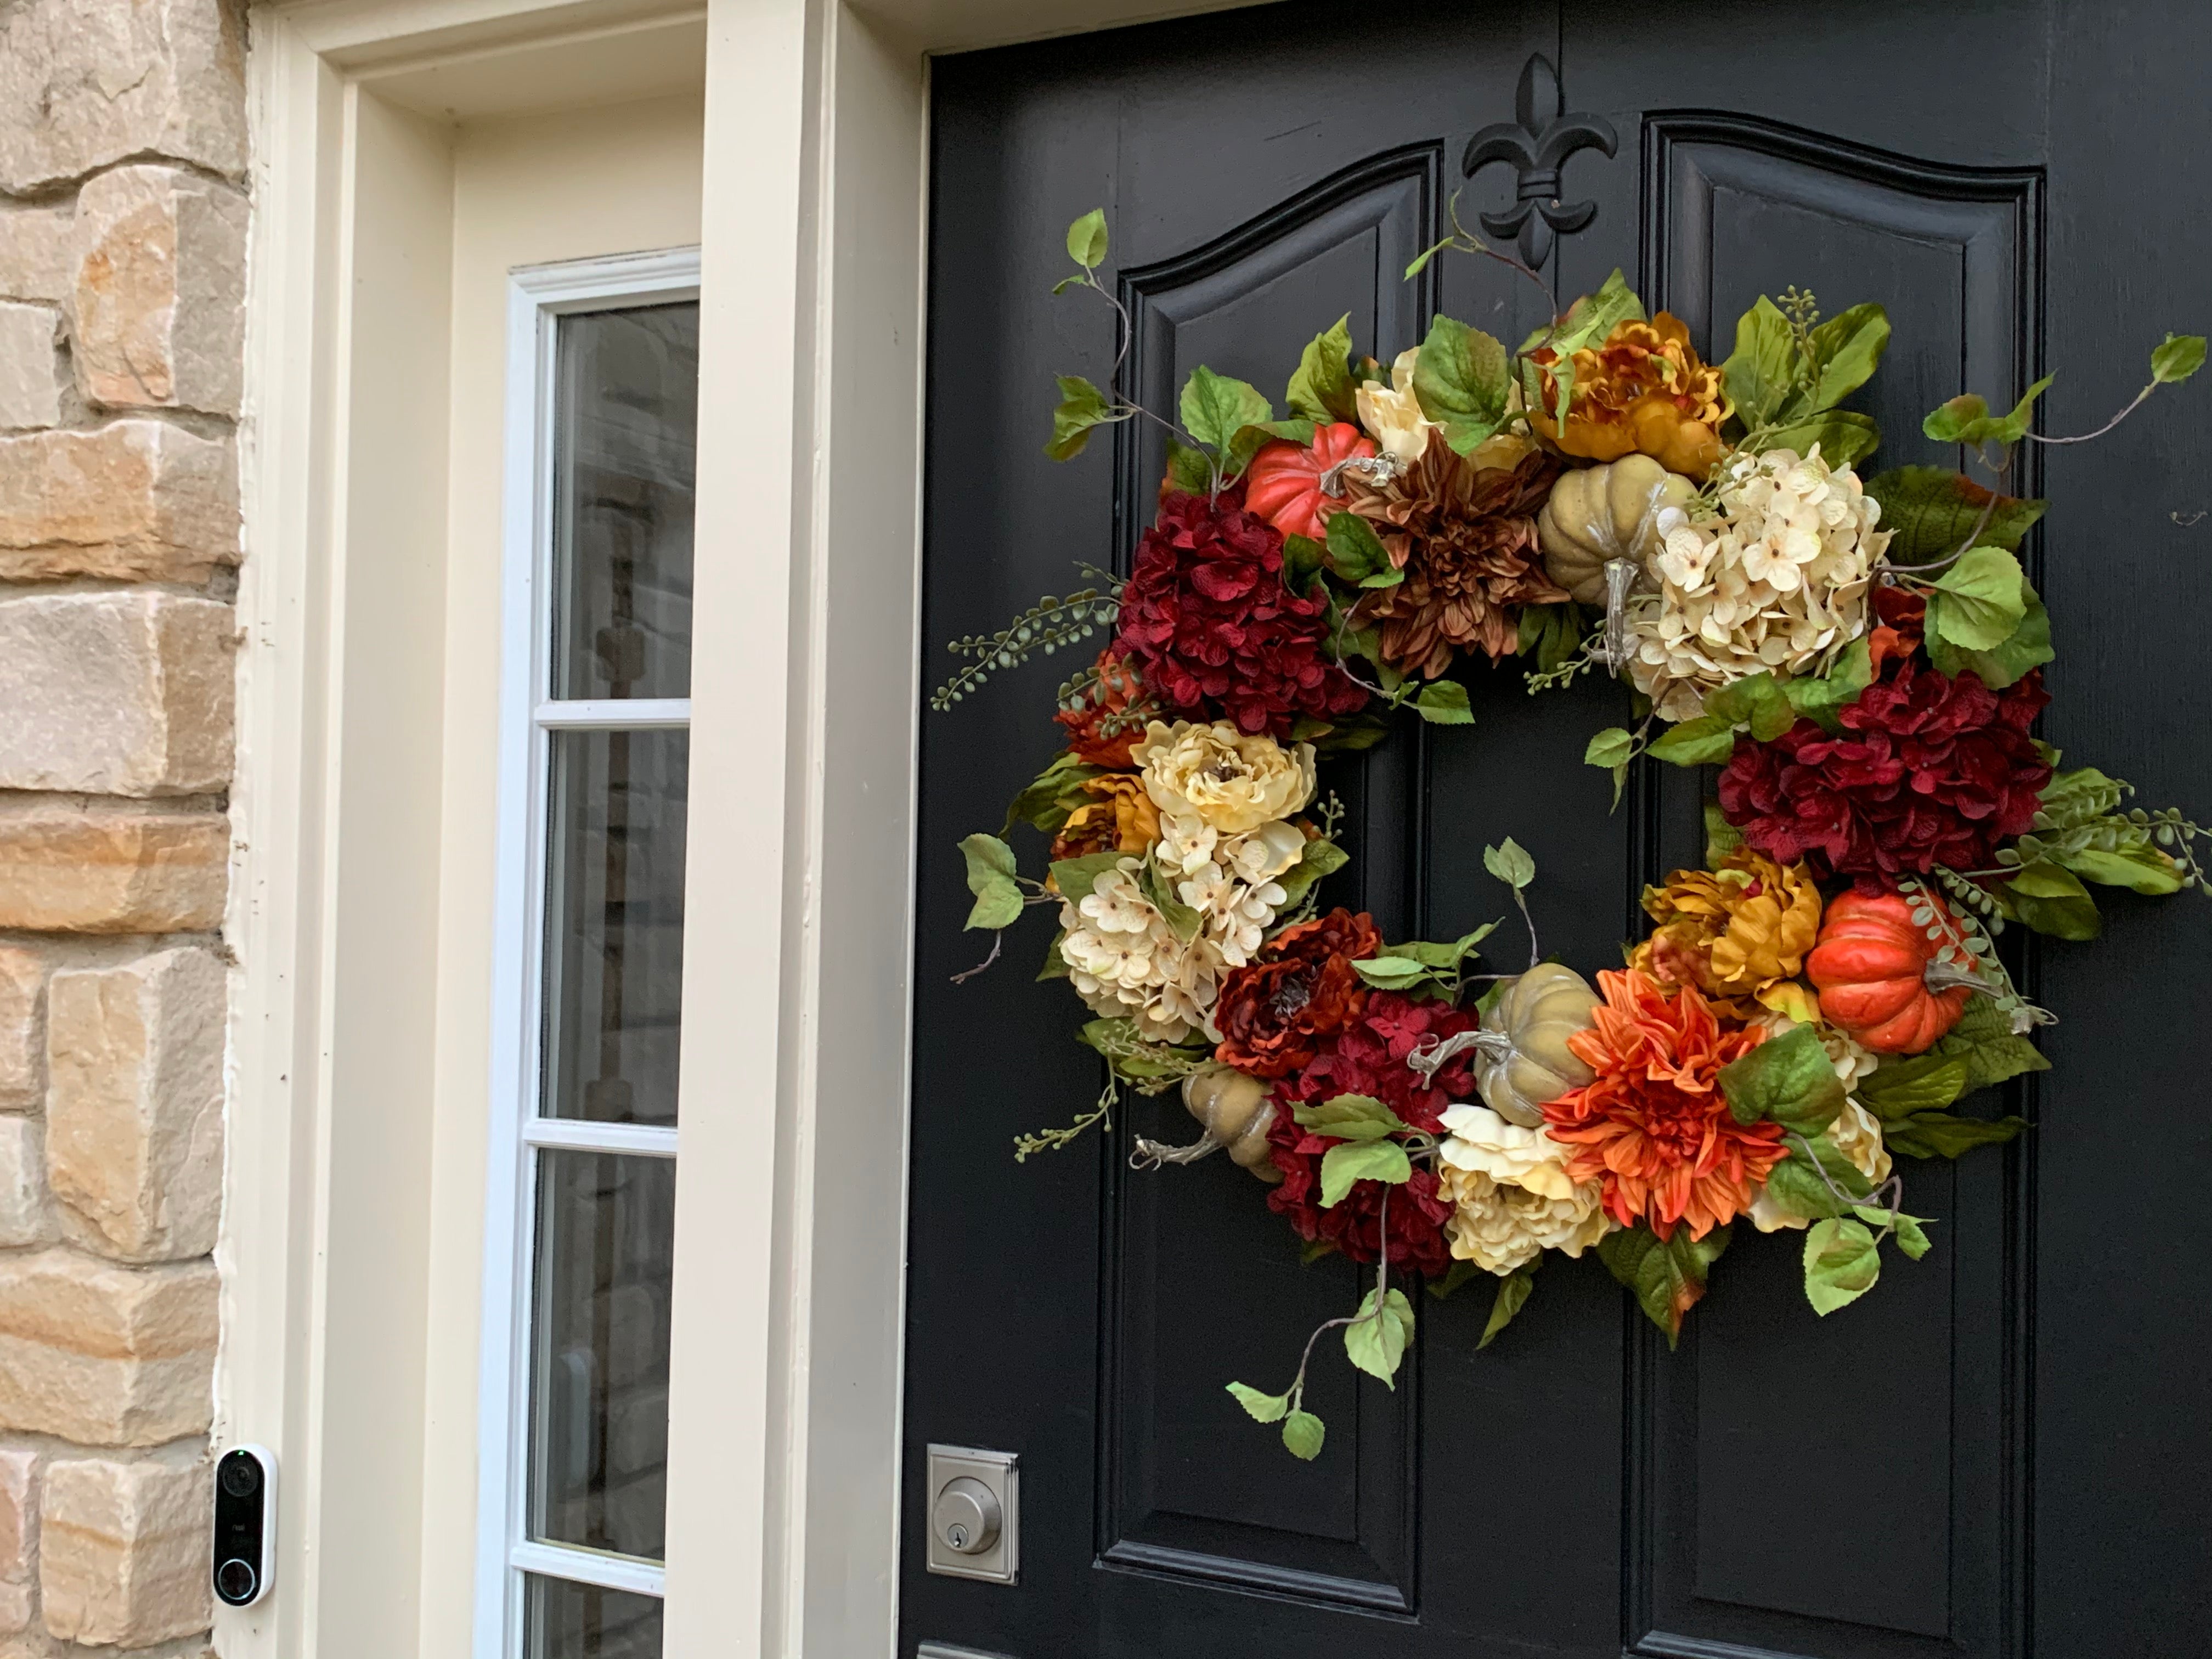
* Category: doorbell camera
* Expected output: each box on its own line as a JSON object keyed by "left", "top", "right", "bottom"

{"left": 211, "top": 1446, "right": 276, "bottom": 1608}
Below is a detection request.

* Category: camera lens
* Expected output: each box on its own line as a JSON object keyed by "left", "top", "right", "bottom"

{"left": 216, "top": 1558, "right": 257, "bottom": 1603}
{"left": 219, "top": 1455, "right": 260, "bottom": 1498}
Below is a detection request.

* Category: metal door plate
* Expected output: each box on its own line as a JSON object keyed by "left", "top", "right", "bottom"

{"left": 924, "top": 1444, "right": 1019, "bottom": 1584}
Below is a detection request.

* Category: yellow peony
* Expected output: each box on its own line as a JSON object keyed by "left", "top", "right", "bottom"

{"left": 1630, "top": 849, "right": 1822, "bottom": 1019}
{"left": 1133, "top": 720, "right": 1314, "bottom": 835}
{"left": 1051, "top": 774, "right": 1160, "bottom": 861}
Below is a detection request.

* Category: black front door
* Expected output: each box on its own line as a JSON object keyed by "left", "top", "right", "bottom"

{"left": 906, "top": 4, "right": 2212, "bottom": 1655}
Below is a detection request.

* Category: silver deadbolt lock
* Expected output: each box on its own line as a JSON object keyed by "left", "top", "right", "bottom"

{"left": 933, "top": 1477, "right": 1001, "bottom": 1554}
{"left": 924, "top": 1444, "right": 1018, "bottom": 1584}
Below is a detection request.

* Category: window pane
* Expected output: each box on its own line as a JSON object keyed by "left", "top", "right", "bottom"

{"left": 528, "top": 1149, "right": 674, "bottom": 1560}
{"left": 551, "top": 302, "right": 697, "bottom": 702}
{"left": 541, "top": 729, "right": 687, "bottom": 1125}
{"left": 523, "top": 1575, "right": 662, "bottom": 1659}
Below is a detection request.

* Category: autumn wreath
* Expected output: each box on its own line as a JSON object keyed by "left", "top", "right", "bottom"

{"left": 936, "top": 205, "right": 2209, "bottom": 1462}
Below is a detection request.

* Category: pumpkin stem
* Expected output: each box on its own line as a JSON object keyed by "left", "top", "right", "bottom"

{"left": 1598, "top": 557, "right": 1638, "bottom": 671}
{"left": 1131, "top": 1131, "right": 1223, "bottom": 1169}
{"left": 1922, "top": 960, "right": 1991, "bottom": 996}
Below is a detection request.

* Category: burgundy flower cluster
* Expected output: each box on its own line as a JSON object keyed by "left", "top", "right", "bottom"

{"left": 1718, "top": 653, "right": 2052, "bottom": 881}
{"left": 1262, "top": 989, "right": 1476, "bottom": 1278}
{"left": 1113, "top": 487, "right": 1369, "bottom": 738}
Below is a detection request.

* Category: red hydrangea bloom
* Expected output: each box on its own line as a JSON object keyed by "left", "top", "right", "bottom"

{"left": 1114, "top": 487, "right": 1369, "bottom": 738}
{"left": 1718, "top": 656, "right": 2051, "bottom": 881}
{"left": 1262, "top": 991, "right": 1475, "bottom": 1278}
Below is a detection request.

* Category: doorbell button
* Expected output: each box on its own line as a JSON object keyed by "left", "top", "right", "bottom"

{"left": 923, "top": 1445, "right": 1018, "bottom": 1584}
{"left": 211, "top": 1444, "right": 276, "bottom": 1609}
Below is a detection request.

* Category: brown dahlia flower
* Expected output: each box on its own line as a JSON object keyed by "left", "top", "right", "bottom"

{"left": 1528, "top": 312, "right": 1729, "bottom": 479}
{"left": 1214, "top": 907, "right": 1382, "bottom": 1079}
{"left": 1346, "top": 440, "right": 1567, "bottom": 673}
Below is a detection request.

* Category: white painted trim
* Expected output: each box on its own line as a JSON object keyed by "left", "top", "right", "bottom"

{"left": 477, "top": 247, "right": 701, "bottom": 1659}
{"left": 508, "top": 1539, "right": 670, "bottom": 1599}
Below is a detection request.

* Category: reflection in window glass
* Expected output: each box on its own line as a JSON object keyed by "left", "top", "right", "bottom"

{"left": 541, "top": 730, "right": 688, "bottom": 1125}
{"left": 551, "top": 302, "right": 698, "bottom": 702}
{"left": 528, "top": 1150, "right": 674, "bottom": 1561}
{"left": 524, "top": 1575, "right": 664, "bottom": 1659}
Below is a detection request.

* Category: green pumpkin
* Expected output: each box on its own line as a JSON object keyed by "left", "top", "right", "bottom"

{"left": 1475, "top": 963, "right": 1603, "bottom": 1126}
{"left": 1536, "top": 454, "right": 1697, "bottom": 606}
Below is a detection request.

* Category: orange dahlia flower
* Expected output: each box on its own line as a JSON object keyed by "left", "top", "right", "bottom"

{"left": 1542, "top": 969, "right": 1786, "bottom": 1242}
{"left": 1528, "top": 312, "right": 1730, "bottom": 479}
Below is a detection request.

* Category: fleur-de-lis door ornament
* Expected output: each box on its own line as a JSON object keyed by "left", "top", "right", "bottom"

{"left": 1463, "top": 52, "right": 1619, "bottom": 269}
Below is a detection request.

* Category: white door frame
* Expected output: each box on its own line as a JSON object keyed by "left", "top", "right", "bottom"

{"left": 234, "top": 2, "right": 1259, "bottom": 1655}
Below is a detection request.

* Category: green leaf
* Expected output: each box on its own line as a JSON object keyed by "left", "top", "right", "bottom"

{"left": 1523, "top": 269, "right": 1645, "bottom": 426}
{"left": 1760, "top": 1143, "right": 1866, "bottom": 1222}
{"left": 1281, "top": 1409, "right": 1325, "bottom": 1461}
{"left": 1803, "top": 302, "right": 1892, "bottom": 414}
{"left": 1319, "top": 1139, "right": 1412, "bottom": 1206}
{"left": 1924, "top": 374, "right": 2054, "bottom": 447}
{"left": 1927, "top": 547, "right": 2029, "bottom": 651}
{"left": 1927, "top": 995, "right": 2049, "bottom": 1093}
{"left": 1139, "top": 856, "right": 1205, "bottom": 943}
{"left": 1649, "top": 714, "right": 1739, "bottom": 768}
{"left": 1352, "top": 955, "right": 1432, "bottom": 990}
{"left": 1415, "top": 679, "right": 1474, "bottom": 725}
{"left": 1706, "top": 672, "right": 1796, "bottom": 742}
{"left": 1871, "top": 1209, "right": 1934, "bottom": 1259}
{"left": 1274, "top": 836, "right": 1350, "bottom": 910}
{"left": 1178, "top": 366, "right": 1272, "bottom": 454}
{"left": 1427, "top": 1259, "right": 1486, "bottom": 1301}
{"left": 1883, "top": 1110, "right": 2028, "bottom": 1160}
{"left": 1002, "top": 751, "right": 1105, "bottom": 837}
{"left": 958, "top": 833, "right": 1025, "bottom": 930}
{"left": 1863, "top": 467, "right": 2046, "bottom": 564}
{"left": 1227, "top": 417, "right": 1318, "bottom": 477}
{"left": 1047, "top": 849, "right": 1125, "bottom": 904}
{"left": 1045, "top": 374, "right": 1115, "bottom": 461}
{"left": 1037, "top": 927, "right": 1070, "bottom": 980}
{"left": 1762, "top": 408, "right": 1881, "bottom": 470}
{"left": 1803, "top": 1217, "right": 1881, "bottom": 1314}
{"left": 1782, "top": 635, "right": 1874, "bottom": 733}
{"left": 1519, "top": 600, "right": 1586, "bottom": 674}
{"left": 1479, "top": 1262, "right": 1537, "bottom": 1349}
{"left": 1925, "top": 575, "right": 2053, "bottom": 690}
{"left": 1343, "top": 1288, "right": 1415, "bottom": 1386}
{"left": 1599, "top": 1224, "right": 1731, "bottom": 1347}
{"left": 1412, "top": 314, "right": 1511, "bottom": 452}
{"left": 1483, "top": 837, "right": 1536, "bottom": 891}
{"left": 1282, "top": 532, "right": 1327, "bottom": 598}
{"left": 1226, "top": 1381, "right": 1287, "bottom": 1424}
{"left": 2061, "top": 841, "right": 2185, "bottom": 895}
{"left": 1074, "top": 1018, "right": 1209, "bottom": 1082}
{"left": 1286, "top": 314, "right": 1358, "bottom": 423}
{"left": 1294, "top": 1093, "right": 1409, "bottom": 1142}
{"left": 1164, "top": 438, "right": 1213, "bottom": 494}
{"left": 2002, "top": 860, "right": 2102, "bottom": 940}
{"left": 1386, "top": 922, "right": 1500, "bottom": 972}
{"left": 1404, "top": 236, "right": 1453, "bottom": 280}
{"left": 1585, "top": 726, "right": 1637, "bottom": 770}
{"left": 1065, "top": 208, "right": 1108, "bottom": 269}
{"left": 1323, "top": 510, "right": 1394, "bottom": 584}
{"left": 1703, "top": 800, "right": 1744, "bottom": 867}
{"left": 1720, "top": 297, "right": 1798, "bottom": 430}
{"left": 2152, "top": 332, "right": 2207, "bottom": 385}
{"left": 1718, "top": 1023, "right": 1846, "bottom": 1137}
{"left": 2035, "top": 765, "right": 2128, "bottom": 827}
{"left": 1856, "top": 1055, "right": 1971, "bottom": 1121}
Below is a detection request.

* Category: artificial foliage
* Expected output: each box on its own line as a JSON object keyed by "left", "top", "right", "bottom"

{"left": 938, "top": 201, "right": 2210, "bottom": 1462}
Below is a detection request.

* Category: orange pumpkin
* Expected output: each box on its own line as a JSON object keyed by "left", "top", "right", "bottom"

{"left": 1244, "top": 421, "right": 1376, "bottom": 541}
{"left": 1804, "top": 890, "right": 1981, "bottom": 1054}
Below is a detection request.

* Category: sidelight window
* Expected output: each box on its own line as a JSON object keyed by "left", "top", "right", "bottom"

{"left": 479, "top": 251, "right": 700, "bottom": 1659}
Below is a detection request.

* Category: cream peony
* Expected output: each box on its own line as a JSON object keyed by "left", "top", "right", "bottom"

{"left": 1436, "top": 1103, "right": 1610, "bottom": 1272}
{"left": 1750, "top": 1007, "right": 1881, "bottom": 1090}
{"left": 1355, "top": 347, "right": 1436, "bottom": 464}
{"left": 1624, "top": 445, "right": 1888, "bottom": 722}
{"left": 1748, "top": 1099, "right": 1894, "bottom": 1233}
{"left": 1133, "top": 721, "right": 1316, "bottom": 835}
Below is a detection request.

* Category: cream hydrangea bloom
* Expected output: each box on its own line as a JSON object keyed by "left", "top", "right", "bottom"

{"left": 1134, "top": 720, "right": 1315, "bottom": 834}
{"left": 1625, "top": 445, "right": 1888, "bottom": 722}
{"left": 1436, "top": 1103, "right": 1611, "bottom": 1273}
{"left": 1749, "top": 1099, "right": 1894, "bottom": 1233}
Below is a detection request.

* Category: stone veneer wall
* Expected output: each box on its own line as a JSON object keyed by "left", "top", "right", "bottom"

{"left": 0, "top": 0, "right": 248, "bottom": 1653}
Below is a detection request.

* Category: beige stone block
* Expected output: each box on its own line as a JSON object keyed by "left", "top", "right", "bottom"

{"left": 0, "top": 306, "right": 62, "bottom": 430}
{"left": 0, "top": 1447, "right": 36, "bottom": 1584}
{"left": 40, "top": 1458, "right": 208, "bottom": 1646}
{"left": 0, "top": 1581, "right": 26, "bottom": 1638}
{"left": 0, "top": 1121, "right": 53, "bottom": 1251}
{"left": 46, "top": 951, "right": 223, "bottom": 1263}
{"left": 0, "top": 594, "right": 233, "bottom": 797}
{"left": 0, "top": 810, "right": 227, "bottom": 935}
{"left": 0, "top": 0, "right": 246, "bottom": 193}
{"left": 72, "top": 167, "right": 247, "bottom": 417}
{"left": 0, "top": 204, "right": 75, "bottom": 305}
{"left": 0, "top": 951, "right": 42, "bottom": 1113}
{"left": 0, "top": 421, "right": 238, "bottom": 583}
{"left": 0, "top": 1251, "right": 215, "bottom": 1445}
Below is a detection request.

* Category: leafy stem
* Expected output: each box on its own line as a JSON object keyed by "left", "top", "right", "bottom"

{"left": 1013, "top": 1071, "right": 1118, "bottom": 1161}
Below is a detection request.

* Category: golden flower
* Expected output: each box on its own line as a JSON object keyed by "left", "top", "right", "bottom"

{"left": 1629, "top": 849, "right": 1823, "bottom": 1019}
{"left": 1529, "top": 312, "right": 1729, "bottom": 479}
{"left": 1437, "top": 1103, "right": 1610, "bottom": 1272}
{"left": 1133, "top": 720, "right": 1314, "bottom": 835}
{"left": 1048, "top": 774, "right": 1160, "bottom": 866}
{"left": 1749, "top": 1099, "right": 1893, "bottom": 1232}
